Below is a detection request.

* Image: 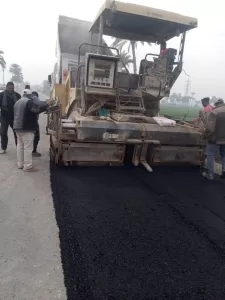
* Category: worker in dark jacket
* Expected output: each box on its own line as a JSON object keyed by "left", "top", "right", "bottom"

{"left": 13, "top": 89, "right": 53, "bottom": 172}
{"left": 0, "top": 82, "right": 21, "bottom": 153}
{"left": 202, "top": 101, "right": 225, "bottom": 180}
{"left": 24, "top": 87, "right": 44, "bottom": 156}
{"left": 32, "top": 91, "right": 42, "bottom": 157}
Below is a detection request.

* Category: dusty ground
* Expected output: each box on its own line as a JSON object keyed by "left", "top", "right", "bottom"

{"left": 0, "top": 114, "right": 66, "bottom": 300}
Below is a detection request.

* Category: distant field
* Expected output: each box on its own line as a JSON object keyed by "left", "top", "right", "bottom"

{"left": 160, "top": 104, "right": 199, "bottom": 121}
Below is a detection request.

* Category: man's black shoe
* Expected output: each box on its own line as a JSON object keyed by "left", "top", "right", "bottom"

{"left": 32, "top": 151, "right": 42, "bottom": 157}
{"left": 220, "top": 172, "right": 225, "bottom": 179}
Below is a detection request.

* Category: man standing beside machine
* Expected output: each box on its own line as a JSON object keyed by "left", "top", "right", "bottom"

{"left": 24, "top": 86, "right": 43, "bottom": 156}
{"left": 31, "top": 91, "right": 42, "bottom": 157}
{"left": 0, "top": 82, "right": 21, "bottom": 154}
{"left": 14, "top": 89, "right": 54, "bottom": 172}
{"left": 202, "top": 100, "right": 225, "bottom": 180}
{"left": 201, "top": 97, "right": 214, "bottom": 113}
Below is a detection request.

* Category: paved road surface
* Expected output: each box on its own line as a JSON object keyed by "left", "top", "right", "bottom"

{"left": 0, "top": 114, "right": 66, "bottom": 300}
{"left": 51, "top": 164, "right": 225, "bottom": 300}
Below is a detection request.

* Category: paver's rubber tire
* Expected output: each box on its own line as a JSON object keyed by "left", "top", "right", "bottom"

{"left": 49, "top": 136, "right": 57, "bottom": 165}
{"left": 124, "top": 145, "right": 134, "bottom": 165}
{"left": 49, "top": 136, "right": 64, "bottom": 166}
{"left": 49, "top": 146, "right": 56, "bottom": 164}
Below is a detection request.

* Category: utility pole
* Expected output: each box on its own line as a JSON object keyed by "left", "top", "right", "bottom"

{"left": 184, "top": 78, "right": 191, "bottom": 97}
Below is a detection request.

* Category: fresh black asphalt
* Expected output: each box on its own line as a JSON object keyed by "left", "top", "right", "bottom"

{"left": 50, "top": 164, "right": 225, "bottom": 300}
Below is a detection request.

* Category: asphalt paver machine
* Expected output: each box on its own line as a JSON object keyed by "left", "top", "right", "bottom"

{"left": 47, "top": 0, "right": 205, "bottom": 171}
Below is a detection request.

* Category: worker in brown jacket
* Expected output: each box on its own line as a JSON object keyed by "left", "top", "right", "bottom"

{"left": 202, "top": 99, "right": 225, "bottom": 180}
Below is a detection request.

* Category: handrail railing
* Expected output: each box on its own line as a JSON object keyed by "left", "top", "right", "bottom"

{"left": 78, "top": 43, "right": 119, "bottom": 65}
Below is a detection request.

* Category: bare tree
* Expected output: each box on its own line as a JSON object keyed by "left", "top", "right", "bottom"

{"left": 0, "top": 49, "right": 6, "bottom": 84}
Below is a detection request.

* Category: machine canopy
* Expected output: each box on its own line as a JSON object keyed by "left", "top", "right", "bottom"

{"left": 89, "top": 0, "right": 198, "bottom": 43}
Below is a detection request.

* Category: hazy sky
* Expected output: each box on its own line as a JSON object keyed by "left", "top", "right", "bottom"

{"left": 0, "top": 0, "right": 224, "bottom": 99}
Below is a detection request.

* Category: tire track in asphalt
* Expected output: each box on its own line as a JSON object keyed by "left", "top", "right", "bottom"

{"left": 134, "top": 166, "right": 225, "bottom": 252}
{"left": 50, "top": 163, "right": 225, "bottom": 300}
{"left": 50, "top": 164, "right": 94, "bottom": 300}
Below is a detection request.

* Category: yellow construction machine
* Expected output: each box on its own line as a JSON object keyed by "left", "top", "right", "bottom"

{"left": 47, "top": 0, "right": 205, "bottom": 171}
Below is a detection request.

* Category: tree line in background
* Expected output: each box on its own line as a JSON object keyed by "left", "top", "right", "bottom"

{"left": 1, "top": 43, "right": 221, "bottom": 102}
{"left": 0, "top": 48, "right": 50, "bottom": 95}
{"left": 163, "top": 93, "right": 221, "bottom": 106}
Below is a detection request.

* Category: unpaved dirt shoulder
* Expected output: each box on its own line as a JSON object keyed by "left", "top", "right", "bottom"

{"left": 0, "top": 114, "right": 66, "bottom": 300}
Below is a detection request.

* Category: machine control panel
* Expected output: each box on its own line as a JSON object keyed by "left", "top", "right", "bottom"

{"left": 86, "top": 54, "right": 119, "bottom": 89}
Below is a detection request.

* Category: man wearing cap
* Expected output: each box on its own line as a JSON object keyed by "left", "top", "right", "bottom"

{"left": 202, "top": 99, "right": 225, "bottom": 180}
{"left": 214, "top": 99, "right": 224, "bottom": 108}
{"left": 13, "top": 89, "right": 53, "bottom": 172}
{"left": 0, "top": 82, "right": 21, "bottom": 153}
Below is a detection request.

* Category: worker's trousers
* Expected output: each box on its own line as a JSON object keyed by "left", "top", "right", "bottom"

{"left": 1, "top": 115, "right": 17, "bottom": 150}
{"left": 33, "top": 124, "right": 40, "bottom": 152}
{"left": 207, "top": 143, "right": 225, "bottom": 176}
{"left": 16, "top": 132, "right": 34, "bottom": 170}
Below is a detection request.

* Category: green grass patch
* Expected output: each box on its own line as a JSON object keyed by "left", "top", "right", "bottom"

{"left": 160, "top": 104, "right": 199, "bottom": 121}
